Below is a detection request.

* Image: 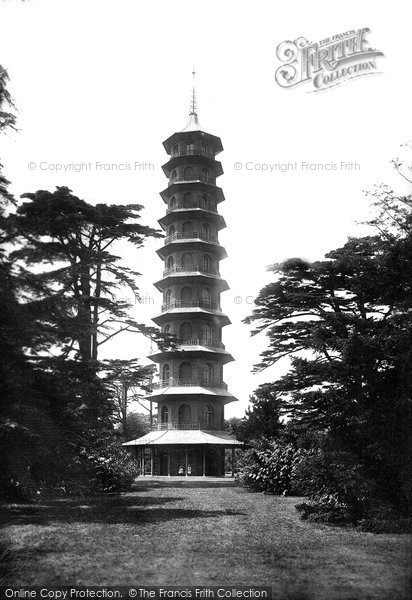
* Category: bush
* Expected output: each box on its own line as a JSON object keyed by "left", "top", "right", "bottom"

{"left": 293, "top": 449, "right": 380, "bottom": 524}
{"left": 1, "top": 428, "right": 139, "bottom": 501}
{"left": 67, "top": 439, "right": 139, "bottom": 494}
{"left": 237, "top": 441, "right": 306, "bottom": 495}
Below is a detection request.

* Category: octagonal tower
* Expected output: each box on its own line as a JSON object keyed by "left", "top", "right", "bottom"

{"left": 124, "top": 92, "right": 241, "bottom": 476}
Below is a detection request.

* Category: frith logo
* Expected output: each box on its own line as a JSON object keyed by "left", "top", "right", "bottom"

{"left": 275, "top": 28, "right": 384, "bottom": 92}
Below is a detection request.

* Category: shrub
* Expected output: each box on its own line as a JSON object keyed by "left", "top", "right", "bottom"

{"left": 237, "top": 441, "right": 306, "bottom": 495}
{"left": 293, "top": 449, "right": 379, "bottom": 524}
{"left": 68, "top": 439, "right": 139, "bottom": 494}
{"left": 1, "top": 429, "right": 139, "bottom": 501}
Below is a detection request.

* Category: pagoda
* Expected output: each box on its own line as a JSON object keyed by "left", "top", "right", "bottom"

{"left": 124, "top": 82, "right": 241, "bottom": 476}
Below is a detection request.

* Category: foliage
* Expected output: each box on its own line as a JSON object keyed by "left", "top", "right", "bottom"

{"left": 0, "top": 64, "right": 16, "bottom": 204}
{"left": 7, "top": 186, "right": 164, "bottom": 362}
{"left": 242, "top": 156, "right": 412, "bottom": 528}
{"left": 104, "top": 359, "right": 155, "bottom": 440}
{"left": 0, "top": 172, "right": 161, "bottom": 497}
{"left": 74, "top": 437, "right": 140, "bottom": 494}
{"left": 237, "top": 440, "right": 307, "bottom": 496}
{"left": 229, "top": 383, "right": 285, "bottom": 443}
{"left": 293, "top": 445, "right": 378, "bottom": 524}
{"left": 125, "top": 412, "right": 151, "bottom": 441}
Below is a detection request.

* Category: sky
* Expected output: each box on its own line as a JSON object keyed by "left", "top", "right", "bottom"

{"left": 1, "top": 0, "right": 411, "bottom": 418}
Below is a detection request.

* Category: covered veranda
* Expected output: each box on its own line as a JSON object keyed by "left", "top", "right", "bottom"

{"left": 123, "top": 429, "right": 242, "bottom": 477}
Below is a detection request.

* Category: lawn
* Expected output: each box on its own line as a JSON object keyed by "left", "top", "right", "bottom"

{"left": 1, "top": 477, "right": 411, "bottom": 599}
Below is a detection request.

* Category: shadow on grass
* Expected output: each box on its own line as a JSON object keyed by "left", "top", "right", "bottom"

{"left": 132, "top": 478, "right": 238, "bottom": 491}
{"left": 0, "top": 495, "right": 245, "bottom": 527}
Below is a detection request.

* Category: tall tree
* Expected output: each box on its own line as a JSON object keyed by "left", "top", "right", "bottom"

{"left": 0, "top": 65, "right": 51, "bottom": 500}
{"left": 0, "top": 64, "right": 16, "bottom": 205}
{"left": 244, "top": 187, "right": 412, "bottom": 519}
{"left": 104, "top": 358, "right": 155, "bottom": 439}
{"left": 229, "top": 384, "right": 284, "bottom": 443}
{"left": 8, "top": 186, "right": 164, "bottom": 364}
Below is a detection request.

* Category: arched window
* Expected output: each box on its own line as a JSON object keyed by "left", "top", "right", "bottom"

{"left": 203, "top": 254, "right": 212, "bottom": 271}
{"left": 179, "top": 362, "right": 192, "bottom": 382}
{"left": 181, "top": 286, "right": 192, "bottom": 303}
{"left": 184, "top": 166, "right": 193, "bottom": 180}
{"left": 183, "top": 192, "right": 193, "bottom": 207}
{"left": 170, "top": 196, "right": 177, "bottom": 209}
{"left": 201, "top": 288, "right": 212, "bottom": 306}
{"left": 172, "top": 145, "right": 178, "bottom": 156}
{"left": 205, "top": 405, "right": 214, "bottom": 427}
{"left": 179, "top": 322, "right": 192, "bottom": 341}
{"left": 202, "top": 223, "right": 210, "bottom": 239}
{"left": 162, "top": 363, "right": 170, "bottom": 382}
{"left": 178, "top": 404, "right": 191, "bottom": 424}
{"left": 161, "top": 405, "right": 169, "bottom": 424}
{"left": 202, "top": 363, "right": 213, "bottom": 385}
{"left": 163, "top": 324, "right": 171, "bottom": 335}
{"left": 185, "top": 141, "right": 194, "bottom": 154}
{"left": 201, "top": 168, "right": 209, "bottom": 182}
{"left": 201, "top": 194, "right": 209, "bottom": 210}
{"left": 167, "top": 255, "right": 174, "bottom": 269}
{"left": 182, "top": 221, "right": 193, "bottom": 235}
{"left": 171, "top": 169, "right": 177, "bottom": 180}
{"left": 182, "top": 252, "right": 193, "bottom": 269}
{"left": 168, "top": 225, "right": 175, "bottom": 237}
{"left": 202, "top": 323, "right": 212, "bottom": 343}
{"left": 165, "top": 289, "right": 172, "bottom": 306}
{"left": 201, "top": 143, "right": 209, "bottom": 156}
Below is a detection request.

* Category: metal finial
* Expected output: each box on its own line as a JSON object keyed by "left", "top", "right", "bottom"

{"left": 190, "top": 67, "right": 197, "bottom": 115}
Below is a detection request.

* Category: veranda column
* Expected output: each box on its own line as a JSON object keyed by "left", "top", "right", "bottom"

{"left": 167, "top": 448, "right": 171, "bottom": 477}
{"left": 202, "top": 445, "right": 206, "bottom": 477}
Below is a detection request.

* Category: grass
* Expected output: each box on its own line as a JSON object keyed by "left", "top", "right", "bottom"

{"left": 1, "top": 477, "right": 411, "bottom": 599}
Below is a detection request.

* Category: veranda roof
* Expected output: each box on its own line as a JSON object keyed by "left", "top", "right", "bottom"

{"left": 122, "top": 429, "right": 242, "bottom": 447}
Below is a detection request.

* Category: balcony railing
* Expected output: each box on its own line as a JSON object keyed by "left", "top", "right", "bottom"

{"left": 162, "top": 264, "right": 219, "bottom": 277}
{"left": 171, "top": 148, "right": 214, "bottom": 158}
{"left": 178, "top": 338, "right": 225, "bottom": 349}
{"left": 166, "top": 201, "right": 217, "bottom": 214}
{"left": 152, "top": 378, "right": 228, "bottom": 390}
{"left": 164, "top": 231, "right": 218, "bottom": 245}
{"left": 153, "top": 422, "right": 216, "bottom": 431}
{"left": 161, "top": 300, "right": 222, "bottom": 312}
{"left": 168, "top": 175, "right": 214, "bottom": 186}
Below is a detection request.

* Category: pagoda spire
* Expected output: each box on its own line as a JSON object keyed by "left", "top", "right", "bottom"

{"left": 182, "top": 68, "right": 201, "bottom": 132}
{"left": 190, "top": 67, "right": 197, "bottom": 116}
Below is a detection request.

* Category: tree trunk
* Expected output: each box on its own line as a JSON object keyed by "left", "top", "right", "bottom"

{"left": 78, "top": 257, "right": 92, "bottom": 362}
{"left": 92, "top": 244, "right": 102, "bottom": 361}
{"left": 122, "top": 384, "right": 128, "bottom": 439}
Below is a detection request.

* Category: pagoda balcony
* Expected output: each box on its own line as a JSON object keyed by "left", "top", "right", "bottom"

{"left": 152, "top": 378, "right": 228, "bottom": 390}
{"left": 166, "top": 201, "right": 217, "bottom": 214}
{"left": 164, "top": 231, "right": 218, "bottom": 245}
{"left": 162, "top": 264, "right": 220, "bottom": 277}
{"left": 168, "top": 175, "right": 215, "bottom": 186}
{"left": 161, "top": 300, "right": 222, "bottom": 312}
{"left": 152, "top": 422, "right": 216, "bottom": 431}
{"left": 178, "top": 338, "right": 225, "bottom": 349}
{"left": 171, "top": 148, "right": 214, "bottom": 158}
